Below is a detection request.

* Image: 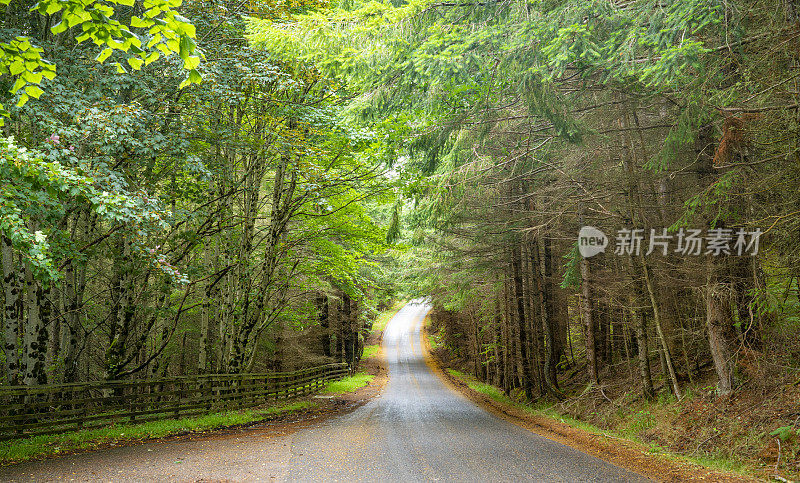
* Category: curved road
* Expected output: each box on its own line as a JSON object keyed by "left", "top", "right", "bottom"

{"left": 1, "top": 301, "right": 650, "bottom": 482}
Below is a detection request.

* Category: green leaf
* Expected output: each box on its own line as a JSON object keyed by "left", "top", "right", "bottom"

{"left": 51, "top": 21, "right": 68, "bottom": 34}
{"left": 22, "top": 71, "right": 43, "bottom": 84}
{"left": 9, "top": 60, "right": 24, "bottom": 76}
{"left": 127, "top": 57, "right": 143, "bottom": 70}
{"left": 25, "top": 85, "right": 44, "bottom": 99}
{"left": 183, "top": 55, "right": 200, "bottom": 70}
{"left": 45, "top": 2, "right": 61, "bottom": 15}
{"left": 178, "top": 35, "right": 191, "bottom": 60}
{"left": 95, "top": 48, "right": 113, "bottom": 63}
{"left": 770, "top": 426, "right": 795, "bottom": 442}
{"left": 179, "top": 69, "right": 201, "bottom": 89}
{"left": 130, "top": 16, "right": 150, "bottom": 28}
{"left": 16, "top": 93, "right": 29, "bottom": 107}
{"left": 144, "top": 51, "right": 160, "bottom": 66}
{"left": 10, "top": 78, "right": 26, "bottom": 94}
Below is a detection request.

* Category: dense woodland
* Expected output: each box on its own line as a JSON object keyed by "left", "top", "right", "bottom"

{"left": 247, "top": 0, "right": 800, "bottom": 404}
{"left": 0, "top": 0, "right": 401, "bottom": 385}
{"left": 2, "top": 0, "right": 800, "bottom": 449}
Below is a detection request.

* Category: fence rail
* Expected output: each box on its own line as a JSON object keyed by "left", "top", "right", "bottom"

{"left": 0, "top": 363, "right": 350, "bottom": 441}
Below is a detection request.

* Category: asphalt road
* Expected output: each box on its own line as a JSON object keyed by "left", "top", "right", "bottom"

{"left": 282, "top": 301, "right": 648, "bottom": 482}
{"left": 0, "top": 301, "right": 651, "bottom": 482}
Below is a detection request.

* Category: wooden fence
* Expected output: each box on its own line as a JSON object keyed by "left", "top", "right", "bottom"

{"left": 0, "top": 363, "right": 350, "bottom": 441}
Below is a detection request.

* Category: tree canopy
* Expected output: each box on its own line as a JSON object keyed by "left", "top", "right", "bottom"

{"left": 2, "top": 1, "right": 800, "bottom": 461}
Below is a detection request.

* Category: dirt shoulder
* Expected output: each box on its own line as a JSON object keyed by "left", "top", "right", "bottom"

{"left": 421, "top": 325, "right": 757, "bottom": 483}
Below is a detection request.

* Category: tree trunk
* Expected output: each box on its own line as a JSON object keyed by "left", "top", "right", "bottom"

{"left": 318, "top": 293, "right": 331, "bottom": 357}
{"left": 631, "top": 299, "right": 655, "bottom": 399}
{"left": 106, "top": 238, "right": 132, "bottom": 381}
{"left": 1, "top": 236, "right": 21, "bottom": 385}
{"left": 60, "top": 262, "right": 80, "bottom": 383}
{"left": 533, "top": 237, "right": 564, "bottom": 398}
{"left": 511, "top": 245, "right": 533, "bottom": 400}
{"left": 580, "top": 255, "right": 599, "bottom": 385}
{"left": 640, "top": 255, "right": 682, "bottom": 399}
{"left": 705, "top": 258, "right": 739, "bottom": 395}
{"left": 198, "top": 285, "right": 212, "bottom": 374}
{"left": 22, "top": 257, "right": 47, "bottom": 386}
{"left": 523, "top": 241, "right": 544, "bottom": 396}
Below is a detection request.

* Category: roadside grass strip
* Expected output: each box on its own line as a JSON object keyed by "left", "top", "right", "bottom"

{"left": 361, "top": 344, "right": 380, "bottom": 359}
{"left": 323, "top": 372, "right": 374, "bottom": 394}
{"left": 443, "top": 368, "right": 753, "bottom": 480}
{"left": 0, "top": 401, "right": 315, "bottom": 465}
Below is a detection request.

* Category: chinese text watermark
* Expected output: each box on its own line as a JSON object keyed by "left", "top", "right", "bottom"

{"left": 578, "top": 226, "right": 762, "bottom": 258}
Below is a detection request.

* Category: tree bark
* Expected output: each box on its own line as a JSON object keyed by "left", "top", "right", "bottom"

{"left": 2, "top": 236, "right": 21, "bottom": 385}
{"left": 705, "top": 257, "right": 739, "bottom": 395}
{"left": 511, "top": 245, "right": 534, "bottom": 400}
{"left": 580, "top": 255, "right": 599, "bottom": 385}
{"left": 631, "top": 298, "right": 655, "bottom": 399}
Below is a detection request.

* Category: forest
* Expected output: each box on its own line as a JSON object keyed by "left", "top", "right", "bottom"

{"left": 2, "top": 0, "right": 800, "bottom": 476}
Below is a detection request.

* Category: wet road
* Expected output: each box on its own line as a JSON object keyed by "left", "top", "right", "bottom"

{"left": 0, "top": 301, "right": 650, "bottom": 482}
{"left": 283, "top": 300, "right": 648, "bottom": 482}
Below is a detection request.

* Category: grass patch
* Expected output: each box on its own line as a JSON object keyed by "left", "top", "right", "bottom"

{"left": 0, "top": 400, "right": 315, "bottom": 466}
{"left": 446, "top": 369, "right": 514, "bottom": 406}
{"left": 361, "top": 344, "right": 380, "bottom": 359}
{"left": 371, "top": 300, "right": 406, "bottom": 335}
{"left": 323, "top": 372, "right": 374, "bottom": 394}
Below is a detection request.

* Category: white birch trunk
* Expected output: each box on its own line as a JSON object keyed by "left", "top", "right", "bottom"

{"left": 1, "top": 236, "right": 20, "bottom": 385}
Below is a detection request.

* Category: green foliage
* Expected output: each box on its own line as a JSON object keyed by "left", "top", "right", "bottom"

{"left": 770, "top": 425, "right": 799, "bottom": 442}
{"left": 0, "top": 136, "right": 175, "bottom": 282}
{"left": 560, "top": 242, "right": 580, "bottom": 289}
{"left": 447, "top": 368, "right": 512, "bottom": 405}
{"left": 370, "top": 300, "right": 405, "bottom": 334}
{"left": 0, "top": 0, "right": 201, "bottom": 123}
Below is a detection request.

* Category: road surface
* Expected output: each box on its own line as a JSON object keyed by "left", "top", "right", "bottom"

{"left": 0, "top": 301, "right": 650, "bottom": 482}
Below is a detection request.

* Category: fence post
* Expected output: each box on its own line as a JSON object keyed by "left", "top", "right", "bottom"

{"left": 81, "top": 385, "right": 90, "bottom": 429}
{"left": 175, "top": 379, "right": 182, "bottom": 419}
{"left": 129, "top": 383, "right": 135, "bottom": 423}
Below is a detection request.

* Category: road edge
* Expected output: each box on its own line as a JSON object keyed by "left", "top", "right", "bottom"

{"left": 420, "top": 318, "right": 756, "bottom": 483}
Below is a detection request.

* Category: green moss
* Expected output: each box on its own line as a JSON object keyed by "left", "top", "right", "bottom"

{"left": 323, "top": 372, "right": 374, "bottom": 394}
{"left": 0, "top": 401, "right": 315, "bottom": 465}
{"left": 361, "top": 344, "right": 380, "bottom": 359}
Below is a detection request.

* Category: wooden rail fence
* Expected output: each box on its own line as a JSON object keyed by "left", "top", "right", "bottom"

{"left": 0, "top": 363, "right": 350, "bottom": 441}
